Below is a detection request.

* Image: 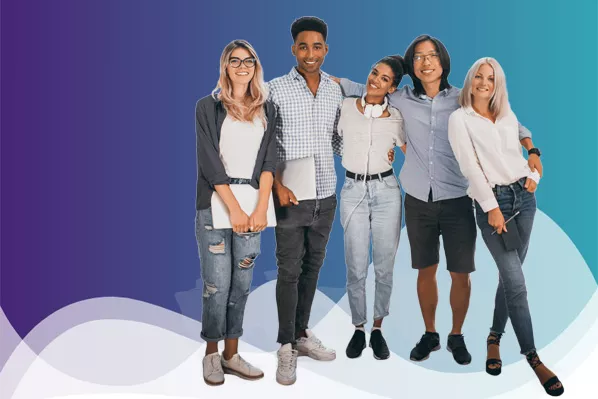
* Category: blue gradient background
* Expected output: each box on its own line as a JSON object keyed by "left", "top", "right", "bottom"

{"left": 1, "top": 0, "right": 596, "bottom": 343}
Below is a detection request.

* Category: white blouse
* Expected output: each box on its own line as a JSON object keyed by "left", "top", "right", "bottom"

{"left": 448, "top": 106, "right": 540, "bottom": 212}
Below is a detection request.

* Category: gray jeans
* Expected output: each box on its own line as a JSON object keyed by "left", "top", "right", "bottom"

{"left": 475, "top": 177, "right": 536, "bottom": 354}
{"left": 340, "top": 174, "right": 402, "bottom": 326}
{"left": 195, "top": 208, "right": 260, "bottom": 342}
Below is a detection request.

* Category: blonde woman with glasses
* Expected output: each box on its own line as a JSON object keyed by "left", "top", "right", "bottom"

{"left": 448, "top": 57, "right": 563, "bottom": 396}
{"left": 194, "top": 40, "right": 277, "bottom": 385}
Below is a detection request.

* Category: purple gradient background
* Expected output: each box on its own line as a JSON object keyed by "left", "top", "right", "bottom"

{"left": 1, "top": 0, "right": 596, "bottom": 340}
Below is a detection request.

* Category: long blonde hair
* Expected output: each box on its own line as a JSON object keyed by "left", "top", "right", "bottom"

{"left": 459, "top": 57, "right": 510, "bottom": 120}
{"left": 212, "top": 40, "right": 268, "bottom": 127}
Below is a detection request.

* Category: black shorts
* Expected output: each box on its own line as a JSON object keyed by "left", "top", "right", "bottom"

{"left": 404, "top": 193, "right": 476, "bottom": 273}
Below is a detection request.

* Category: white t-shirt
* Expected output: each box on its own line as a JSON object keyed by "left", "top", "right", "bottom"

{"left": 219, "top": 115, "right": 264, "bottom": 179}
{"left": 337, "top": 97, "right": 404, "bottom": 175}
{"left": 448, "top": 106, "right": 540, "bottom": 212}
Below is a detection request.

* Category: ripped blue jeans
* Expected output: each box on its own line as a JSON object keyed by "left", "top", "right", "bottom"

{"left": 195, "top": 207, "right": 260, "bottom": 342}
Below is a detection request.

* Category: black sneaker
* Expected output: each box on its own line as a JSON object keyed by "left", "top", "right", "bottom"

{"left": 369, "top": 330, "right": 390, "bottom": 360}
{"left": 447, "top": 334, "right": 472, "bottom": 365}
{"left": 410, "top": 332, "right": 440, "bottom": 362}
{"left": 346, "top": 329, "right": 366, "bottom": 359}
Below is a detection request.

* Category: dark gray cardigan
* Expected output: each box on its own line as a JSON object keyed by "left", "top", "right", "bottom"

{"left": 195, "top": 95, "right": 277, "bottom": 210}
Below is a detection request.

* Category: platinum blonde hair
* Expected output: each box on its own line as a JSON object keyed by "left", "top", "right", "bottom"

{"left": 459, "top": 57, "right": 510, "bottom": 119}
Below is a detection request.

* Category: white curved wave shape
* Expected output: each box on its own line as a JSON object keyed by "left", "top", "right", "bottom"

{"left": 1, "top": 210, "right": 596, "bottom": 398}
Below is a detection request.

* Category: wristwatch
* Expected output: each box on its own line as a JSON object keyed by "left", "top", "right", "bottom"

{"left": 528, "top": 148, "right": 541, "bottom": 157}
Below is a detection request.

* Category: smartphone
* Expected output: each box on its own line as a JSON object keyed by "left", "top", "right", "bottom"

{"left": 491, "top": 211, "right": 520, "bottom": 235}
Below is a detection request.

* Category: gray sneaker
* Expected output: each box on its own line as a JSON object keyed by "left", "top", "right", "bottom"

{"left": 221, "top": 353, "right": 264, "bottom": 380}
{"left": 276, "top": 343, "right": 298, "bottom": 385}
{"left": 203, "top": 352, "right": 225, "bottom": 386}
{"left": 295, "top": 329, "right": 336, "bottom": 361}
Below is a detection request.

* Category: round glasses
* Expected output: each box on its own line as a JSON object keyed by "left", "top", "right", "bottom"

{"left": 229, "top": 57, "right": 256, "bottom": 68}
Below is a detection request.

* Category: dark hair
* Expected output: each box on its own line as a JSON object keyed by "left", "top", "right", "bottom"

{"left": 375, "top": 55, "right": 405, "bottom": 88}
{"left": 290, "top": 16, "right": 328, "bottom": 42}
{"left": 404, "top": 35, "right": 451, "bottom": 96}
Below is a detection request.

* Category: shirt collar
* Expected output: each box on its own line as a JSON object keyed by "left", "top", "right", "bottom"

{"left": 418, "top": 86, "right": 451, "bottom": 100}
{"left": 288, "top": 67, "right": 331, "bottom": 84}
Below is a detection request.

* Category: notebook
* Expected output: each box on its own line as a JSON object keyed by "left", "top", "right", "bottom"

{"left": 275, "top": 156, "right": 317, "bottom": 201}
{"left": 210, "top": 185, "right": 277, "bottom": 229}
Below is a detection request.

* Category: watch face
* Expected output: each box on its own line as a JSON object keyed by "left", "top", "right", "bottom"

{"left": 529, "top": 148, "right": 541, "bottom": 157}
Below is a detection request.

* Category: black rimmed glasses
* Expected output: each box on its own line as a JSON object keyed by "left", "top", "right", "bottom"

{"left": 229, "top": 57, "right": 256, "bottom": 68}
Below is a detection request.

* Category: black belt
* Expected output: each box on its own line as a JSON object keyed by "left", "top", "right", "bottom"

{"left": 346, "top": 169, "right": 393, "bottom": 181}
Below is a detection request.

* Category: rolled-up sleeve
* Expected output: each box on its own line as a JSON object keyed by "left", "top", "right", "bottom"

{"left": 518, "top": 122, "right": 532, "bottom": 140}
{"left": 262, "top": 103, "right": 278, "bottom": 175}
{"left": 195, "top": 101, "right": 229, "bottom": 186}
{"left": 448, "top": 111, "right": 498, "bottom": 212}
{"left": 339, "top": 78, "right": 365, "bottom": 98}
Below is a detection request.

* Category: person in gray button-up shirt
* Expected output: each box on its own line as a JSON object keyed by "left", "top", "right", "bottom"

{"left": 338, "top": 34, "right": 543, "bottom": 366}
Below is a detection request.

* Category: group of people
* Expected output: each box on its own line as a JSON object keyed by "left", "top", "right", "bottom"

{"left": 194, "top": 16, "right": 564, "bottom": 397}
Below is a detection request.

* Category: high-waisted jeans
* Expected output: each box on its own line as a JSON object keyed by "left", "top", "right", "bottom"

{"left": 475, "top": 177, "right": 536, "bottom": 354}
{"left": 340, "top": 174, "right": 402, "bottom": 326}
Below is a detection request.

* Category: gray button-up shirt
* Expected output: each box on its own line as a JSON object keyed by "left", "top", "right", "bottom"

{"left": 340, "top": 80, "right": 532, "bottom": 202}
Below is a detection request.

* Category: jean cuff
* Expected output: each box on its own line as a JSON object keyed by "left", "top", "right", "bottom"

{"left": 225, "top": 331, "right": 243, "bottom": 340}
{"left": 490, "top": 328, "right": 505, "bottom": 335}
{"left": 521, "top": 348, "right": 537, "bottom": 356}
{"left": 201, "top": 332, "right": 225, "bottom": 343}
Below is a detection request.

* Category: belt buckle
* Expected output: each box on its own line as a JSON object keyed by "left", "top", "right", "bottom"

{"left": 355, "top": 173, "right": 363, "bottom": 181}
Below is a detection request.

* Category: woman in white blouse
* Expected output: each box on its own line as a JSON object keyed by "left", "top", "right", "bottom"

{"left": 448, "top": 58, "right": 563, "bottom": 396}
{"left": 338, "top": 56, "right": 406, "bottom": 361}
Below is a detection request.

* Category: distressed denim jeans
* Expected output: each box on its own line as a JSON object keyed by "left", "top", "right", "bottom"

{"left": 195, "top": 207, "right": 261, "bottom": 342}
{"left": 340, "top": 174, "right": 402, "bottom": 326}
{"left": 475, "top": 177, "right": 536, "bottom": 354}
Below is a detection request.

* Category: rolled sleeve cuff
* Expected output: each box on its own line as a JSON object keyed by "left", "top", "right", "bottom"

{"left": 209, "top": 174, "right": 231, "bottom": 186}
{"left": 478, "top": 196, "right": 499, "bottom": 213}
{"left": 527, "top": 170, "right": 540, "bottom": 184}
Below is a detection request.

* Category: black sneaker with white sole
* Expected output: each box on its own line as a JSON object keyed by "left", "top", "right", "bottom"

{"left": 346, "top": 330, "right": 366, "bottom": 359}
{"left": 369, "top": 330, "right": 390, "bottom": 360}
{"left": 410, "top": 331, "right": 440, "bottom": 362}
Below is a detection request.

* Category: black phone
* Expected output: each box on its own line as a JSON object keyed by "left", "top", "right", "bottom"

{"left": 501, "top": 219, "right": 522, "bottom": 251}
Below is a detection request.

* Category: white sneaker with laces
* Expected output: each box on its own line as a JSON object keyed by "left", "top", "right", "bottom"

{"left": 276, "top": 343, "right": 298, "bottom": 385}
{"left": 203, "top": 352, "right": 224, "bottom": 386}
{"left": 295, "top": 329, "right": 336, "bottom": 361}
{"left": 221, "top": 353, "right": 264, "bottom": 380}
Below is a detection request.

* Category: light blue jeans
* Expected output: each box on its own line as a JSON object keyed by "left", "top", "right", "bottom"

{"left": 340, "top": 173, "right": 402, "bottom": 326}
{"left": 195, "top": 207, "right": 261, "bottom": 342}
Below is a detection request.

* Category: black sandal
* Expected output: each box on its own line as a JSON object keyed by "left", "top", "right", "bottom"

{"left": 526, "top": 351, "right": 564, "bottom": 397}
{"left": 485, "top": 332, "right": 502, "bottom": 376}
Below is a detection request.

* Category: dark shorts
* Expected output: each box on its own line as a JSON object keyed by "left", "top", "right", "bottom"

{"left": 404, "top": 193, "right": 476, "bottom": 273}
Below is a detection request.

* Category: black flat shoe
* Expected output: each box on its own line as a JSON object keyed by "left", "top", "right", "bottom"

{"left": 486, "top": 332, "right": 503, "bottom": 376}
{"left": 346, "top": 329, "right": 366, "bottom": 359}
{"left": 526, "top": 351, "right": 564, "bottom": 397}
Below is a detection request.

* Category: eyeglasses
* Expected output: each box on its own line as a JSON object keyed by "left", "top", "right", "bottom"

{"left": 413, "top": 53, "right": 440, "bottom": 63}
{"left": 229, "top": 57, "right": 256, "bottom": 68}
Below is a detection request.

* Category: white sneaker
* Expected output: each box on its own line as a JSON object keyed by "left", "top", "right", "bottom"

{"left": 276, "top": 343, "right": 298, "bottom": 385}
{"left": 203, "top": 352, "right": 224, "bottom": 386}
{"left": 296, "top": 329, "right": 336, "bottom": 361}
{"left": 221, "top": 353, "right": 264, "bottom": 380}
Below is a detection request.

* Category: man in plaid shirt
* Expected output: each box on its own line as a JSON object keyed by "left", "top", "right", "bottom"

{"left": 268, "top": 16, "right": 342, "bottom": 385}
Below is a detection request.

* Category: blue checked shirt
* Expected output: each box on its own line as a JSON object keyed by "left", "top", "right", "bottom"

{"left": 268, "top": 68, "right": 343, "bottom": 199}
{"left": 340, "top": 80, "right": 532, "bottom": 202}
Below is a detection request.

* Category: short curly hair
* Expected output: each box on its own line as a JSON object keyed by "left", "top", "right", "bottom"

{"left": 290, "top": 16, "right": 328, "bottom": 42}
